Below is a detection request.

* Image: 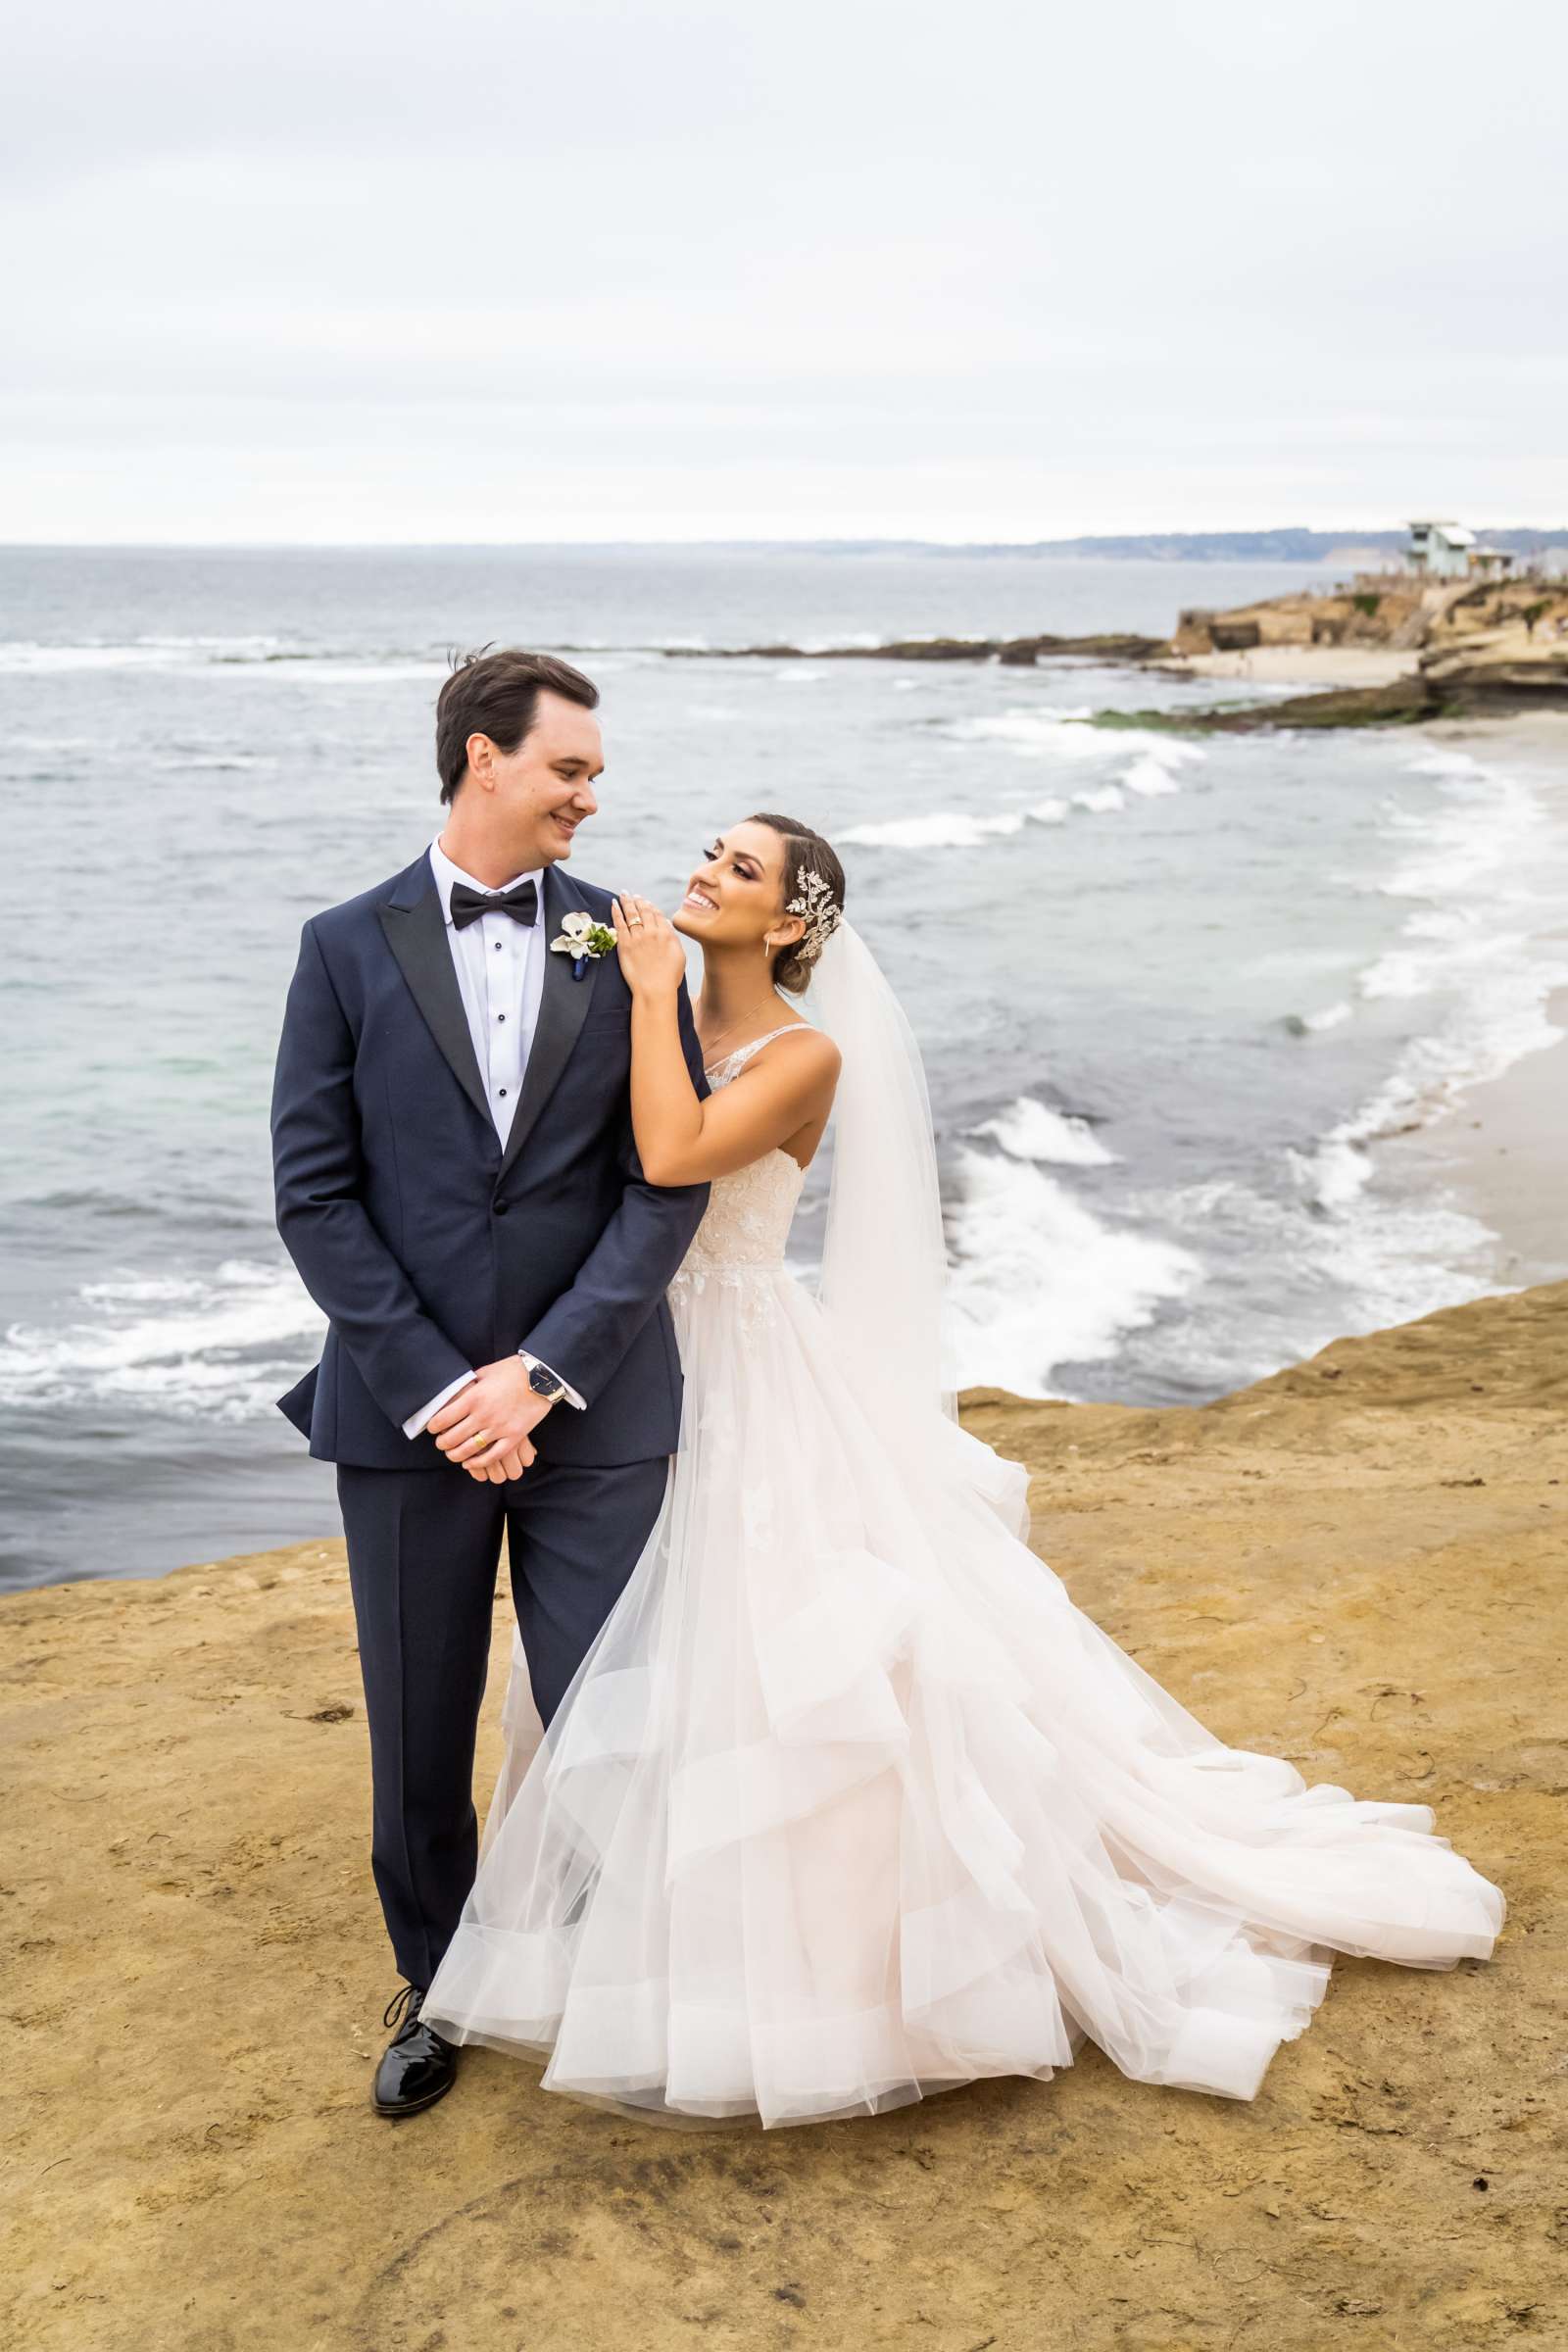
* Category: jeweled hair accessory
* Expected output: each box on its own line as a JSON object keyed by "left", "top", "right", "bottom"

{"left": 786, "top": 865, "right": 843, "bottom": 966}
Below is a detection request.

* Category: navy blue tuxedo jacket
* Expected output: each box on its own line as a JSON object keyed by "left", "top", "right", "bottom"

{"left": 270, "top": 852, "right": 710, "bottom": 1470}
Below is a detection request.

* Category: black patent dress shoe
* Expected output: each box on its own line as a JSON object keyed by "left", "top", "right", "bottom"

{"left": 371, "top": 1982, "right": 460, "bottom": 2118}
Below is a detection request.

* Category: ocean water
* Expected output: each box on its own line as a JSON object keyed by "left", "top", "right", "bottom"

{"left": 2, "top": 544, "right": 1565, "bottom": 1590}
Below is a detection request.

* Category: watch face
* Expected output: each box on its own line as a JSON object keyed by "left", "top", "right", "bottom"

{"left": 527, "top": 1364, "right": 562, "bottom": 1398}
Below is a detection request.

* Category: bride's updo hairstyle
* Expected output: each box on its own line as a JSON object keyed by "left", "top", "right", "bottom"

{"left": 747, "top": 812, "right": 847, "bottom": 996}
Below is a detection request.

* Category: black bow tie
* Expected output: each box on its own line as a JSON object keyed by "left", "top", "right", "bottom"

{"left": 449, "top": 878, "right": 538, "bottom": 932}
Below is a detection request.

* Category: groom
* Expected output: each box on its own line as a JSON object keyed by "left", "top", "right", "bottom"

{"left": 270, "top": 647, "right": 710, "bottom": 2119}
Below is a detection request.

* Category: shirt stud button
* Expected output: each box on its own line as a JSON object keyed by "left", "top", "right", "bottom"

{"left": 498, "top": 1087, "right": 508, "bottom": 1098}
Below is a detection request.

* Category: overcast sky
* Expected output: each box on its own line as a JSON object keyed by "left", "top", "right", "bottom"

{"left": 4, "top": 0, "right": 1563, "bottom": 544}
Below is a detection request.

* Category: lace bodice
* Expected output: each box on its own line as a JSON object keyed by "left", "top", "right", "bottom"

{"left": 675, "top": 1026, "right": 811, "bottom": 1274}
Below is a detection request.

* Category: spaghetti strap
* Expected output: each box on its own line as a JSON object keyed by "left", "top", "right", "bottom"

{"left": 703, "top": 1023, "right": 815, "bottom": 1083}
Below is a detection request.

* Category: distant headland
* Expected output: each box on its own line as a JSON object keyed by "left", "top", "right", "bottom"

{"left": 653, "top": 525, "right": 1568, "bottom": 566}
{"left": 655, "top": 524, "right": 1568, "bottom": 727}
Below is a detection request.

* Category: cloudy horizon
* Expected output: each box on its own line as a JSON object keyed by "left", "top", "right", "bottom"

{"left": 6, "top": 0, "right": 1563, "bottom": 547}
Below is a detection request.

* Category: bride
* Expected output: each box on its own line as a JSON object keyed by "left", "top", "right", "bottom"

{"left": 420, "top": 810, "right": 1505, "bottom": 2128}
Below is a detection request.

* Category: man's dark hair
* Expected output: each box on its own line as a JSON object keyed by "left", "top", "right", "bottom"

{"left": 434, "top": 646, "right": 600, "bottom": 805}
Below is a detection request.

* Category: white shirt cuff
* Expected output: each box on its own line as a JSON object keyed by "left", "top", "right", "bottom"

{"left": 403, "top": 1369, "right": 476, "bottom": 1440}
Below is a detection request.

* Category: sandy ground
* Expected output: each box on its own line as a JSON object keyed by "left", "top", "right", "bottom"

{"left": 6, "top": 1277, "right": 1564, "bottom": 2352}
{"left": 1162, "top": 648, "right": 1419, "bottom": 688}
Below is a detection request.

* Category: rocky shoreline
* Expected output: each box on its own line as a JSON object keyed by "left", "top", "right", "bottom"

{"left": 6, "top": 1280, "right": 1561, "bottom": 2350}
{"left": 652, "top": 571, "right": 1568, "bottom": 728}
{"left": 1160, "top": 573, "right": 1568, "bottom": 726}
{"left": 1093, "top": 673, "right": 1439, "bottom": 735}
{"left": 662, "top": 629, "right": 1171, "bottom": 665}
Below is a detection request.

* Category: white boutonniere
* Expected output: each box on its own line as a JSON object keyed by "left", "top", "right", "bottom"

{"left": 551, "top": 908, "right": 617, "bottom": 979}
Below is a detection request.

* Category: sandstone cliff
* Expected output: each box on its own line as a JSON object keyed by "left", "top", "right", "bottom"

{"left": 1172, "top": 575, "right": 1568, "bottom": 710}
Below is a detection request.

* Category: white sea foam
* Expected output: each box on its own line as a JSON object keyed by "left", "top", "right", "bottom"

{"left": 1131, "top": 1163, "right": 1503, "bottom": 1373}
{"left": 1298, "top": 1183, "right": 1504, "bottom": 1335}
{"left": 939, "top": 707, "right": 1202, "bottom": 824}
{"left": 947, "top": 1149, "right": 1203, "bottom": 1396}
{"left": 0, "top": 641, "right": 209, "bottom": 672}
{"left": 840, "top": 772, "right": 1160, "bottom": 848}
{"left": 1303, "top": 1000, "right": 1352, "bottom": 1032}
{"left": 970, "top": 1096, "right": 1119, "bottom": 1166}
{"left": 949, "top": 709, "right": 1107, "bottom": 759}
{"left": 839, "top": 803, "right": 1073, "bottom": 849}
{"left": 1293, "top": 977, "right": 1565, "bottom": 1212}
{"left": 148, "top": 752, "right": 276, "bottom": 772}
{"left": 805, "top": 705, "right": 1206, "bottom": 853}
{"left": 951, "top": 707, "right": 1205, "bottom": 775}
{"left": 1357, "top": 910, "right": 1525, "bottom": 1004}
{"left": 234, "top": 657, "right": 450, "bottom": 683}
{"left": 1402, "top": 750, "right": 1490, "bottom": 780}
{"left": 839, "top": 811, "right": 1022, "bottom": 850}
{"left": 1119, "top": 752, "right": 1184, "bottom": 796}
{"left": 0, "top": 1257, "right": 323, "bottom": 1419}
{"left": 0, "top": 638, "right": 454, "bottom": 681}
{"left": 1293, "top": 748, "right": 1568, "bottom": 1211}
{"left": 1374, "top": 752, "right": 1536, "bottom": 901}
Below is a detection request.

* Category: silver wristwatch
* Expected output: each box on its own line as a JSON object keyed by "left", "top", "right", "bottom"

{"left": 518, "top": 1350, "right": 568, "bottom": 1404}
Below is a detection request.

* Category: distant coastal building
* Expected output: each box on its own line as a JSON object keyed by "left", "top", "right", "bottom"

{"left": 1405, "top": 520, "right": 1521, "bottom": 579}
{"left": 1406, "top": 519, "right": 1477, "bottom": 576}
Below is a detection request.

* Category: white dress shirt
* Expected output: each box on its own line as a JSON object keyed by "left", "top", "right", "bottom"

{"left": 401, "top": 840, "right": 584, "bottom": 1439}
{"left": 428, "top": 835, "right": 548, "bottom": 1150}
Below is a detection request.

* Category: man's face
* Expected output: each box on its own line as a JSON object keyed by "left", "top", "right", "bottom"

{"left": 474, "top": 690, "right": 603, "bottom": 867}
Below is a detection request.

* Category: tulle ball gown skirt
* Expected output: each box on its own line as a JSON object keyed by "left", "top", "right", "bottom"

{"left": 421, "top": 1264, "right": 1506, "bottom": 2130}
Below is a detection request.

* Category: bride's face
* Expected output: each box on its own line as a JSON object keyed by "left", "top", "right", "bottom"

{"left": 673, "top": 819, "right": 804, "bottom": 956}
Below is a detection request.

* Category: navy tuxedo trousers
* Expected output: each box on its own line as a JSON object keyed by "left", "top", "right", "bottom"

{"left": 337, "top": 1452, "right": 669, "bottom": 1989}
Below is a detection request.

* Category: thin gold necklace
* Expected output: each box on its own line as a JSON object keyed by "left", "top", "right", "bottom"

{"left": 699, "top": 999, "right": 786, "bottom": 1060}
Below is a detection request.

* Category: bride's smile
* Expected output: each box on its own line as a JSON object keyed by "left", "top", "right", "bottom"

{"left": 611, "top": 813, "right": 846, "bottom": 1186}
{"left": 672, "top": 825, "right": 783, "bottom": 947}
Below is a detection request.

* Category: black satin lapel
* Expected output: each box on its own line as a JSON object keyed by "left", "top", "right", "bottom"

{"left": 498, "top": 878, "right": 602, "bottom": 1179}
{"left": 377, "top": 889, "right": 493, "bottom": 1133}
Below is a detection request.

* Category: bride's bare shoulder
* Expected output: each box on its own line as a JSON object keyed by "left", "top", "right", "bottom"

{"left": 752, "top": 1022, "right": 840, "bottom": 1080}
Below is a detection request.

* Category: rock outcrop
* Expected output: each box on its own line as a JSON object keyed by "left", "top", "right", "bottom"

{"left": 662, "top": 631, "right": 1169, "bottom": 664}
{"left": 1415, "top": 578, "right": 1568, "bottom": 708}
{"left": 1169, "top": 575, "right": 1568, "bottom": 717}
{"left": 1171, "top": 581, "right": 1440, "bottom": 657}
{"left": 1096, "top": 675, "right": 1438, "bottom": 734}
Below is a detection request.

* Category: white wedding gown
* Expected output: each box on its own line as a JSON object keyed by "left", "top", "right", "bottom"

{"left": 421, "top": 1023, "right": 1505, "bottom": 2128}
